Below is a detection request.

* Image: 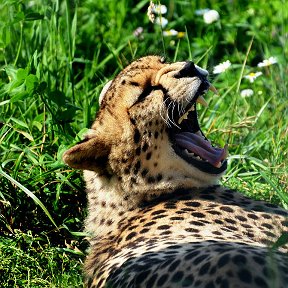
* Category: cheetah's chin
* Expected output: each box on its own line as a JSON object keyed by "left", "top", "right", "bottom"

{"left": 170, "top": 91, "right": 228, "bottom": 175}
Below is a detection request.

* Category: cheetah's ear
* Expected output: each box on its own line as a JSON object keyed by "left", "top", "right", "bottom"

{"left": 63, "top": 130, "right": 110, "bottom": 171}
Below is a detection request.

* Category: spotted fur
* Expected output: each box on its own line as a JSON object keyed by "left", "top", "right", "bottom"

{"left": 63, "top": 56, "right": 288, "bottom": 288}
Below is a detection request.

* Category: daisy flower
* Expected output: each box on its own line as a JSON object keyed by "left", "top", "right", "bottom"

{"left": 155, "top": 16, "right": 168, "bottom": 28}
{"left": 163, "top": 30, "right": 186, "bottom": 38}
{"left": 240, "top": 89, "right": 254, "bottom": 98}
{"left": 213, "top": 60, "right": 231, "bottom": 74}
{"left": 163, "top": 29, "right": 178, "bottom": 36}
{"left": 257, "top": 56, "right": 277, "bottom": 67}
{"left": 152, "top": 4, "right": 167, "bottom": 14}
{"left": 244, "top": 72, "right": 262, "bottom": 83}
{"left": 203, "top": 9, "right": 220, "bottom": 24}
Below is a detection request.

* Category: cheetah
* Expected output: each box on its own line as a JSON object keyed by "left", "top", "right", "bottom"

{"left": 63, "top": 56, "right": 288, "bottom": 288}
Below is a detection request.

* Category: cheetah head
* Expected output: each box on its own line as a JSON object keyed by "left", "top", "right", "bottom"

{"left": 63, "top": 56, "right": 228, "bottom": 200}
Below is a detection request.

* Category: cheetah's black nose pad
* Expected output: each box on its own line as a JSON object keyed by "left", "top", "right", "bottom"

{"left": 174, "top": 61, "right": 198, "bottom": 79}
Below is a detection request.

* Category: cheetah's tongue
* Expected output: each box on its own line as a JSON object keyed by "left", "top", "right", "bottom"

{"left": 175, "top": 132, "right": 228, "bottom": 168}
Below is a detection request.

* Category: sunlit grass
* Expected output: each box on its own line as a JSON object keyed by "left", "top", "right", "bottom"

{"left": 0, "top": 0, "right": 287, "bottom": 286}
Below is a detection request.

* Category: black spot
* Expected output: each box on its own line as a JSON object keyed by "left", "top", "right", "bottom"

{"left": 106, "top": 219, "right": 113, "bottom": 226}
{"left": 182, "top": 275, "right": 194, "bottom": 287}
{"left": 237, "top": 269, "right": 252, "bottom": 283}
{"left": 146, "top": 274, "right": 158, "bottom": 287}
{"left": 134, "top": 129, "right": 140, "bottom": 143}
{"left": 156, "top": 274, "right": 169, "bottom": 286}
{"left": 247, "top": 213, "right": 259, "bottom": 220}
{"left": 189, "top": 221, "right": 205, "bottom": 226}
{"left": 192, "top": 212, "right": 205, "bottom": 218}
{"left": 126, "top": 232, "right": 137, "bottom": 241}
{"left": 134, "top": 161, "right": 141, "bottom": 174}
{"left": 205, "top": 281, "right": 215, "bottom": 288}
{"left": 168, "top": 260, "right": 181, "bottom": 272}
{"left": 161, "top": 230, "right": 172, "bottom": 235}
{"left": 142, "top": 142, "right": 149, "bottom": 152}
{"left": 171, "top": 271, "right": 184, "bottom": 283}
{"left": 135, "top": 270, "right": 151, "bottom": 285}
{"left": 261, "top": 223, "right": 273, "bottom": 229}
{"left": 147, "top": 176, "right": 155, "bottom": 183}
{"left": 232, "top": 255, "right": 246, "bottom": 265}
{"left": 184, "top": 250, "right": 199, "bottom": 260}
{"left": 130, "top": 81, "right": 140, "bottom": 86}
{"left": 156, "top": 174, "right": 163, "bottom": 181}
{"left": 220, "top": 206, "right": 234, "bottom": 212}
{"left": 136, "top": 147, "right": 141, "bottom": 156}
{"left": 235, "top": 215, "right": 247, "bottom": 222}
{"left": 185, "top": 201, "right": 201, "bottom": 207}
{"left": 224, "top": 218, "right": 236, "bottom": 224}
{"left": 217, "top": 254, "right": 230, "bottom": 268}
{"left": 151, "top": 210, "right": 166, "bottom": 215}
{"left": 185, "top": 228, "right": 200, "bottom": 233}
{"left": 171, "top": 216, "right": 184, "bottom": 221}
{"left": 144, "top": 221, "right": 156, "bottom": 227}
{"left": 157, "top": 225, "right": 170, "bottom": 230}
{"left": 155, "top": 131, "right": 159, "bottom": 138}
{"left": 199, "top": 262, "right": 211, "bottom": 275}
{"left": 146, "top": 152, "right": 152, "bottom": 160}
{"left": 214, "top": 219, "right": 223, "bottom": 225}
{"left": 207, "top": 210, "right": 221, "bottom": 215}
{"left": 193, "top": 254, "right": 208, "bottom": 265}
{"left": 141, "top": 169, "right": 148, "bottom": 177}
{"left": 140, "top": 228, "right": 150, "bottom": 234}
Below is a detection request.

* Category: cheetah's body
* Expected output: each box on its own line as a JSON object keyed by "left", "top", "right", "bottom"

{"left": 63, "top": 56, "right": 288, "bottom": 288}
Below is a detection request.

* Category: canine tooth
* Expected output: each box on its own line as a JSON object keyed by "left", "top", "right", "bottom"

{"left": 196, "top": 96, "right": 208, "bottom": 107}
{"left": 209, "top": 85, "right": 218, "bottom": 95}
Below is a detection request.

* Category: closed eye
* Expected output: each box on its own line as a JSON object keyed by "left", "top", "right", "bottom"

{"left": 132, "top": 86, "right": 154, "bottom": 106}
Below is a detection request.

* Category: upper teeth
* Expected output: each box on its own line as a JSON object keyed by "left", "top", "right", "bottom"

{"left": 196, "top": 95, "right": 208, "bottom": 107}
{"left": 177, "top": 84, "right": 218, "bottom": 125}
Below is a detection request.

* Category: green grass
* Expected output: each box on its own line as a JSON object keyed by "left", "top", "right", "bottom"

{"left": 0, "top": 0, "right": 287, "bottom": 286}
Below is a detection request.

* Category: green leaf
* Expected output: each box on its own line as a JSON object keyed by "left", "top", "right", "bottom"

{"left": 10, "top": 117, "right": 28, "bottom": 129}
{"left": 16, "top": 68, "right": 29, "bottom": 81}
{"left": 25, "top": 74, "right": 39, "bottom": 92}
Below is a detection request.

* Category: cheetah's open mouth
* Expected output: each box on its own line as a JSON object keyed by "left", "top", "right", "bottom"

{"left": 168, "top": 63, "right": 228, "bottom": 174}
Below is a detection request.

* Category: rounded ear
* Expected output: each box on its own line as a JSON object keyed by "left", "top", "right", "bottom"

{"left": 63, "top": 131, "right": 111, "bottom": 172}
{"left": 99, "top": 80, "right": 113, "bottom": 105}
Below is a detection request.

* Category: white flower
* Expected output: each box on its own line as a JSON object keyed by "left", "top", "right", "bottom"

{"left": 257, "top": 56, "right": 278, "bottom": 67}
{"left": 213, "top": 60, "right": 231, "bottom": 74}
{"left": 195, "top": 8, "right": 210, "bottom": 16}
{"left": 163, "top": 29, "right": 178, "bottom": 36}
{"left": 244, "top": 72, "right": 262, "bottom": 83}
{"left": 155, "top": 16, "right": 168, "bottom": 28}
{"left": 240, "top": 89, "right": 254, "bottom": 98}
{"left": 163, "top": 30, "right": 185, "bottom": 38}
{"left": 153, "top": 4, "right": 167, "bottom": 14}
{"left": 203, "top": 9, "right": 220, "bottom": 24}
